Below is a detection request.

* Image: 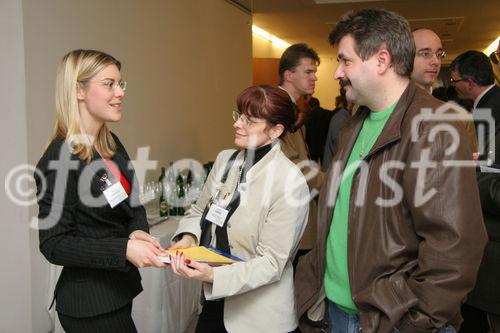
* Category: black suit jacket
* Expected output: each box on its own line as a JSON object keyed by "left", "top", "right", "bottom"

{"left": 467, "top": 85, "right": 500, "bottom": 314}
{"left": 305, "top": 107, "right": 334, "bottom": 163}
{"left": 35, "top": 133, "right": 148, "bottom": 318}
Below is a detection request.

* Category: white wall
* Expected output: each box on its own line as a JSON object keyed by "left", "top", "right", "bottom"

{"left": 17, "top": 0, "right": 253, "bottom": 331}
{"left": 0, "top": 0, "right": 32, "bottom": 332}
{"left": 252, "top": 35, "right": 340, "bottom": 110}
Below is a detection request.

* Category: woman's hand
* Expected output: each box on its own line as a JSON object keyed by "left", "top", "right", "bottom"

{"left": 126, "top": 239, "right": 166, "bottom": 268}
{"left": 170, "top": 251, "right": 214, "bottom": 283}
{"left": 169, "top": 233, "right": 197, "bottom": 250}
{"left": 129, "top": 230, "right": 164, "bottom": 250}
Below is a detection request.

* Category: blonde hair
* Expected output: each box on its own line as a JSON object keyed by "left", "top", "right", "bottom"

{"left": 51, "top": 49, "right": 121, "bottom": 162}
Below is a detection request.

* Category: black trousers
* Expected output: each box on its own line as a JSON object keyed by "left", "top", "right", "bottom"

{"left": 58, "top": 302, "right": 136, "bottom": 333}
{"left": 196, "top": 300, "right": 228, "bottom": 333}
{"left": 459, "top": 303, "right": 490, "bottom": 333}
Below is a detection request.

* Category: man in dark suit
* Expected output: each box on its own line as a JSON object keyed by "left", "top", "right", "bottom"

{"left": 451, "top": 49, "right": 500, "bottom": 332}
{"left": 450, "top": 50, "right": 500, "bottom": 164}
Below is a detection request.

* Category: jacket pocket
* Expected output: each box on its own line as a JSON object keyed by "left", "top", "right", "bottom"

{"left": 388, "top": 273, "right": 419, "bottom": 325}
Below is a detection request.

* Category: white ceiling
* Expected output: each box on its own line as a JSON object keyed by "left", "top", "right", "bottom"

{"left": 234, "top": 0, "right": 500, "bottom": 63}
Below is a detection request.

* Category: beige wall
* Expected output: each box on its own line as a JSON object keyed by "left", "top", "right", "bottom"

{"left": 20, "top": 0, "right": 252, "bottom": 331}
{"left": 252, "top": 35, "right": 287, "bottom": 59}
{"left": 0, "top": 1, "right": 32, "bottom": 332}
{"left": 24, "top": 0, "right": 252, "bottom": 168}
{"left": 252, "top": 35, "right": 340, "bottom": 110}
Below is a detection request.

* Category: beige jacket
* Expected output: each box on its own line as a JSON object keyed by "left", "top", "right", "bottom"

{"left": 174, "top": 143, "right": 309, "bottom": 333}
{"left": 280, "top": 128, "right": 323, "bottom": 249}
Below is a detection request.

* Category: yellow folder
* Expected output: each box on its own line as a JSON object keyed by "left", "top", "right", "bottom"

{"left": 159, "top": 246, "right": 242, "bottom": 266}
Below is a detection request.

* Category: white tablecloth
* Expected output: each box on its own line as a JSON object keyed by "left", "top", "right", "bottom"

{"left": 132, "top": 217, "right": 201, "bottom": 333}
{"left": 48, "top": 217, "right": 201, "bottom": 333}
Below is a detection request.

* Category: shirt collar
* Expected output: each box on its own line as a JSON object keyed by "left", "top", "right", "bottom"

{"left": 278, "top": 85, "right": 296, "bottom": 104}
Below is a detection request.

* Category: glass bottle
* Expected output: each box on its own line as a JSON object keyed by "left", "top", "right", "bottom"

{"left": 158, "top": 167, "right": 169, "bottom": 217}
{"left": 176, "top": 173, "right": 185, "bottom": 216}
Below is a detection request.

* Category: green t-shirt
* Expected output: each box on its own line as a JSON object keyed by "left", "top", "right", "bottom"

{"left": 324, "top": 101, "right": 397, "bottom": 314}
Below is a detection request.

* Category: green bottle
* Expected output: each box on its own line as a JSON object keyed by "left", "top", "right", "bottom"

{"left": 159, "top": 167, "right": 168, "bottom": 217}
{"left": 176, "top": 173, "right": 185, "bottom": 215}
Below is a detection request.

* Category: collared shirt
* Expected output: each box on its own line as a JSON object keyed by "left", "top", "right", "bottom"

{"left": 474, "top": 84, "right": 495, "bottom": 109}
{"left": 278, "top": 85, "right": 296, "bottom": 104}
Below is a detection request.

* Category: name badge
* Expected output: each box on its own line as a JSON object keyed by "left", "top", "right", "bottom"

{"left": 103, "top": 182, "right": 128, "bottom": 208}
{"left": 206, "top": 203, "right": 229, "bottom": 227}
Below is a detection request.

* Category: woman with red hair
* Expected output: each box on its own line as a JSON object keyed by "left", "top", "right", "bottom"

{"left": 170, "top": 85, "right": 309, "bottom": 332}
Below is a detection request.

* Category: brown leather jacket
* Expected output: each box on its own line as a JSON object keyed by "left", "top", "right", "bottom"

{"left": 295, "top": 82, "right": 487, "bottom": 333}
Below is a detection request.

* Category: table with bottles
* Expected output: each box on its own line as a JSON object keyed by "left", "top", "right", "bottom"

{"left": 131, "top": 162, "right": 210, "bottom": 332}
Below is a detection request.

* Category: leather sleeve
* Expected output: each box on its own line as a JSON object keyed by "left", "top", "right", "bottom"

{"left": 397, "top": 121, "right": 488, "bottom": 331}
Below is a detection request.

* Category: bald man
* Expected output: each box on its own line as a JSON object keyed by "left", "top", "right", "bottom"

{"left": 411, "top": 28, "right": 445, "bottom": 92}
{"left": 413, "top": 28, "right": 478, "bottom": 158}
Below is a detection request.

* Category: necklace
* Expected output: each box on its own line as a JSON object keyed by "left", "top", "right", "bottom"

{"left": 358, "top": 101, "right": 398, "bottom": 159}
{"left": 222, "top": 162, "right": 244, "bottom": 200}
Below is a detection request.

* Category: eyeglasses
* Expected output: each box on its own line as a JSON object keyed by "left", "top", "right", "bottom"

{"left": 450, "top": 77, "right": 467, "bottom": 85}
{"left": 81, "top": 80, "right": 127, "bottom": 91}
{"left": 232, "top": 110, "right": 266, "bottom": 127}
{"left": 416, "top": 49, "right": 447, "bottom": 60}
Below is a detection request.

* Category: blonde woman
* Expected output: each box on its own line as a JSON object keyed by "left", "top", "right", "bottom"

{"left": 35, "top": 49, "right": 165, "bottom": 332}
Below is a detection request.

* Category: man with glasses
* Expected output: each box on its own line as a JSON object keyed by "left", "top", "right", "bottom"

{"left": 411, "top": 28, "right": 446, "bottom": 93}
{"left": 451, "top": 49, "right": 500, "bottom": 333}
{"left": 450, "top": 50, "right": 500, "bottom": 162}
{"left": 412, "top": 29, "right": 478, "bottom": 159}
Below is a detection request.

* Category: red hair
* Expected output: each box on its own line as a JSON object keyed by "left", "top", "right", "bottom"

{"left": 236, "top": 85, "right": 297, "bottom": 136}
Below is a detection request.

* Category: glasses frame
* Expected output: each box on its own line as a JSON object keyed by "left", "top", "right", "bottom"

{"left": 416, "top": 49, "right": 447, "bottom": 60}
{"left": 80, "top": 80, "right": 127, "bottom": 91}
{"left": 232, "top": 110, "right": 266, "bottom": 127}
{"left": 450, "top": 77, "right": 468, "bottom": 85}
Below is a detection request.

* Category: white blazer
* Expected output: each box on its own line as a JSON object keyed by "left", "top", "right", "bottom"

{"left": 174, "top": 143, "right": 309, "bottom": 332}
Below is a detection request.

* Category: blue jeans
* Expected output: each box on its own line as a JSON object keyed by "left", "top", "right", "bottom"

{"left": 327, "top": 301, "right": 457, "bottom": 333}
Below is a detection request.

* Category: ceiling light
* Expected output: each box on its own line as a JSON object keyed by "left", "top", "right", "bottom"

{"left": 484, "top": 36, "right": 499, "bottom": 55}
{"left": 252, "top": 25, "right": 290, "bottom": 49}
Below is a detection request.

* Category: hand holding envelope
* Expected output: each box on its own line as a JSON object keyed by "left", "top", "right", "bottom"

{"left": 169, "top": 249, "right": 215, "bottom": 283}
{"left": 165, "top": 233, "right": 243, "bottom": 283}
